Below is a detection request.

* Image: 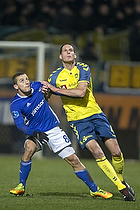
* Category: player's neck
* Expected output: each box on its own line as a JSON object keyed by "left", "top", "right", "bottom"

{"left": 62, "top": 60, "right": 75, "bottom": 70}
{"left": 18, "top": 89, "right": 32, "bottom": 97}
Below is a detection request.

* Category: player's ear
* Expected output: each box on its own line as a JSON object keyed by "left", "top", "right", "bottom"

{"left": 59, "top": 54, "right": 62, "bottom": 60}
{"left": 74, "top": 53, "right": 77, "bottom": 59}
{"left": 13, "top": 84, "right": 18, "bottom": 90}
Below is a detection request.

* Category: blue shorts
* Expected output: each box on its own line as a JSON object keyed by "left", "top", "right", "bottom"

{"left": 69, "top": 112, "right": 116, "bottom": 149}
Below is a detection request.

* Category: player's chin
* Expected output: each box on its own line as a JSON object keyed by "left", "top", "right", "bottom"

{"left": 24, "top": 88, "right": 31, "bottom": 94}
{"left": 65, "top": 58, "right": 73, "bottom": 63}
{"left": 25, "top": 88, "right": 31, "bottom": 92}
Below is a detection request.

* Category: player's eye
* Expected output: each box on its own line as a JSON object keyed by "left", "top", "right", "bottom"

{"left": 19, "top": 78, "right": 25, "bottom": 83}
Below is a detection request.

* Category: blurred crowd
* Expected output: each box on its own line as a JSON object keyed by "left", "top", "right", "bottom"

{"left": 1, "top": 0, "right": 140, "bottom": 61}
{"left": 0, "top": 0, "right": 140, "bottom": 35}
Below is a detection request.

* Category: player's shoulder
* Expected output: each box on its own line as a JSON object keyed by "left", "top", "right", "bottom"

{"left": 11, "top": 94, "right": 20, "bottom": 103}
{"left": 30, "top": 81, "right": 42, "bottom": 93}
{"left": 31, "top": 81, "right": 41, "bottom": 89}
{"left": 48, "top": 66, "right": 63, "bottom": 83}
{"left": 10, "top": 94, "right": 22, "bottom": 109}
{"left": 76, "top": 62, "right": 90, "bottom": 70}
{"left": 49, "top": 66, "right": 63, "bottom": 77}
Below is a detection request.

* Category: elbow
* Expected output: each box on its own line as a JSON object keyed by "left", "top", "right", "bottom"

{"left": 79, "top": 90, "right": 86, "bottom": 98}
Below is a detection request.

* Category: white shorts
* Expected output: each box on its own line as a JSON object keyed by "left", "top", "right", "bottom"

{"left": 26, "top": 126, "right": 75, "bottom": 159}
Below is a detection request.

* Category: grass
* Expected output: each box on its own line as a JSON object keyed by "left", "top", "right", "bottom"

{"left": 0, "top": 155, "right": 140, "bottom": 210}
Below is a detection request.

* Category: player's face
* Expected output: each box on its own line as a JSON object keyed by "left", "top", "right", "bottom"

{"left": 59, "top": 44, "right": 76, "bottom": 63}
{"left": 14, "top": 74, "right": 31, "bottom": 96}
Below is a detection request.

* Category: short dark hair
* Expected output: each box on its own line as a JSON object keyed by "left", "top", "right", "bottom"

{"left": 60, "top": 43, "right": 75, "bottom": 54}
{"left": 12, "top": 72, "right": 25, "bottom": 84}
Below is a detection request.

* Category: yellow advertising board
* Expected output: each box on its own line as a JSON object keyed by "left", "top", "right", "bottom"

{"left": 108, "top": 64, "right": 140, "bottom": 88}
{"left": 95, "top": 94, "right": 140, "bottom": 129}
{"left": 0, "top": 58, "right": 36, "bottom": 80}
{"left": 0, "top": 57, "right": 50, "bottom": 81}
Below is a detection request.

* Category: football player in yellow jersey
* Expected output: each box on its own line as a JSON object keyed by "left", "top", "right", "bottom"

{"left": 42, "top": 43, "right": 135, "bottom": 201}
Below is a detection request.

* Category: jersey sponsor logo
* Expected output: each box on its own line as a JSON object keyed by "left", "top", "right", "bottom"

{"left": 61, "top": 85, "right": 67, "bottom": 89}
{"left": 60, "top": 79, "right": 67, "bottom": 82}
{"left": 27, "top": 103, "right": 31, "bottom": 107}
{"left": 31, "top": 99, "right": 45, "bottom": 116}
{"left": 12, "top": 111, "right": 19, "bottom": 118}
{"left": 68, "top": 82, "right": 77, "bottom": 88}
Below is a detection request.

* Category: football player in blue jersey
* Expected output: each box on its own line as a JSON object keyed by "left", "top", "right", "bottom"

{"left": 9, "top": 72, "right": 113, "bottom": 199}
{"left": 42, "top": 43, "right": 135, "bottom": 201}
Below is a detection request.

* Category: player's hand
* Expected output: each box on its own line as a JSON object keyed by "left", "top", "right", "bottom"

{"left": 33, "top": 131, "right": 49, "bottom": 144}
{"left": 44, "top": 88, "right": 51, "bottom": 101}
{"left": 41, "top": 81, "right": 58, "bottom": 94}
{"left": 41, "top": 81, "right": 49, "bottom": 94}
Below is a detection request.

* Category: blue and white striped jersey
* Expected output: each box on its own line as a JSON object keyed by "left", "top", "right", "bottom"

{"left": 10, "top": 81, "right": 59, "bottom": 136}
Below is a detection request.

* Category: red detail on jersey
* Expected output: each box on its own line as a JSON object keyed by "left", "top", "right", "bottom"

{"left": 61, "top": 85, "right": 67, "bottom": 89}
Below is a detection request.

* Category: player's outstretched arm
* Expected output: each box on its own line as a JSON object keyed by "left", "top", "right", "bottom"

{"left": 47, "top": 81, "right": 88, "bottom": 98}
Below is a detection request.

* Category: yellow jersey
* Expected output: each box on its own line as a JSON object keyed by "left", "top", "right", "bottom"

{"left": 48, "top": 62, "right": 102, "bottom": 121}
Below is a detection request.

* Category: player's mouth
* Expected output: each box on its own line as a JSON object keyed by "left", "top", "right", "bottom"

{"left": 25, "top": 85, "right": 30, "bottom": 88}
{"left": 25, "top": 86, "right": 31, "bottom": 90}
{"left": 67, "top": 55, "right": 72, "bottom": 59}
